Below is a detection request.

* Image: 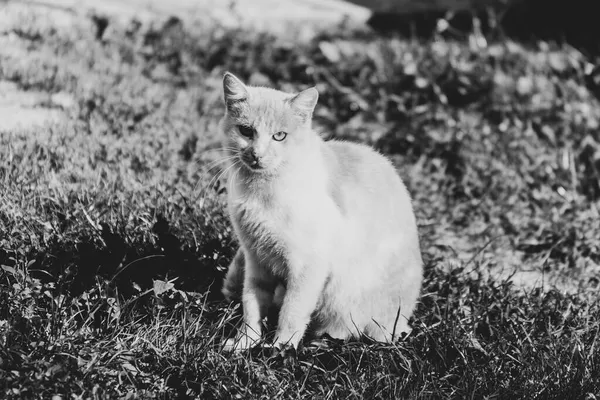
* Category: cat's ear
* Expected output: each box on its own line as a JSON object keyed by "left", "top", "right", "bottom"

{"left": 223, "top": 72, "right": 249, "bottom": 112}
{"left": 289, "top": 87, "right": 318, "bottom": 122}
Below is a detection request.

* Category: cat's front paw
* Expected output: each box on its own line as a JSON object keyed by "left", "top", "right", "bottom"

{"left": 223, "top": 334, "right": 260, "bottom": 352}
{"left": 273, "top": 333, "right": 301, "bottom": 350}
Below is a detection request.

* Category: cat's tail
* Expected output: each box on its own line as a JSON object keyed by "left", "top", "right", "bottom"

{"left": 222, "top": 248, "right": 245, "bottom": 301}
{"left": 222, "top": 248, "right": 286, "bottom": 306}
{"left": 273, "top": 283, "right": 285, "bottom": 307}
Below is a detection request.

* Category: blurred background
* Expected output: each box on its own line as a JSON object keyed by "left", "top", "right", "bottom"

{"left": 1, "top": 0, "right": 599, "bottom": 397}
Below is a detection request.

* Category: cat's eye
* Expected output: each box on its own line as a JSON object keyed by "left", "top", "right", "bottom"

{"left": 273, "top": 131, "right": 287, "bottom": 142}
{"left": 237, "top": 125, "right": 255, "bottom": 138}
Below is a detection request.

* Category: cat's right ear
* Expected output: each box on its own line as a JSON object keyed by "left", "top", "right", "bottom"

{"left": 223, "top": 72, "right": 249, "bottom": 113}
{"left": 289, "top": 87, "right": 319, "bottom": 122}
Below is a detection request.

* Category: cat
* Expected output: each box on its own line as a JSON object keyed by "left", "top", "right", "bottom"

{"left": 219, "top": 72, "right": 423, "bottom": 351}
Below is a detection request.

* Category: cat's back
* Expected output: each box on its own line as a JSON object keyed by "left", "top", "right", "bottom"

{"left": 323, "top": 139, "right": 408, "bottom": 198}
{"left": 323, "top": 139, "right": 416, "bottom": 235}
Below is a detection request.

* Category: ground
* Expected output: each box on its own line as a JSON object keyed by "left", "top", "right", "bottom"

{"left": 1, "top": 0, "right": 599, "bottom": 399}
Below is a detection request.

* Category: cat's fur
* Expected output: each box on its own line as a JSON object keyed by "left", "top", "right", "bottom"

{"left": 219, "top": 72, "right": 423, "bottom": 350}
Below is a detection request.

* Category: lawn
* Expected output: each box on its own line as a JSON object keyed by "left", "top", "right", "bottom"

{"left": 1, "top": 2, "right": 599, "bottom": 399}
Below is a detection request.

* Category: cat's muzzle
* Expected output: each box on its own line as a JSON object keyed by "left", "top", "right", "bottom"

{"left": 242, "top": 150, "right": 263, "bottom": 170}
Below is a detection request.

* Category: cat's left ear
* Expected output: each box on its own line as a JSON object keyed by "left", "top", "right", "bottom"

{"left": 223, "top": 72, "right": 249, "bottom": 113}
{"left": 289, "top": 87, "right": 318, "bottom": 122}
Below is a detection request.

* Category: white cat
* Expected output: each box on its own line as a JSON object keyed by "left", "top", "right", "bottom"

{"left": 219, "top": 72, "right": 423, "bottom": 350}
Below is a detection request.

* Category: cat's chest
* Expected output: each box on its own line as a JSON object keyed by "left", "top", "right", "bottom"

{"left": 230, "top": 187, "right": 298, "bottom": 237}
{"left": 228, "top": 190, "right": 291, "bottom": 272}
{"left": 229, "top": 181, "right": 333, "bottom": 250}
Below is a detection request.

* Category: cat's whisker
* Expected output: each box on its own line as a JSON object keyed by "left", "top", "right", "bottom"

{"left": 191, "top": 146, "right": 238, "bottom": 172}
{"left": 194, "top": 150, "right": 238, "bottom": 167}
{"left": 194, "top": 160, "right": 238, "bottom": 204}
{"left": 221, "top": 161, "right": 242, "bottom": 186}
{"left": 198, "top": 146, "right": 238, "bottom": 157}
{"left": 200, "top": 155, "right": 238, "bottom": 173}
{"left": 213, "top": 163, "right": 240, "bottom": 197}
{"left": 194, "top": 167, "right": 225, "bottom": 201}
{"left": 189, "top": 160, "right": 227, "bottom": 183}
{"left": 228, "top": 164, "right": 238, "bottom": 195}
{"left": 191, "top": 165, "right": 223, "bottom": 201}
{"left": 227, "top": 161, "right": 242, "bottom": 196}
{"left": 190, "top": 155, "right": 238, "bottom": 196}
{"left": 213, "top": 160, "right": 239, "bottom": 187}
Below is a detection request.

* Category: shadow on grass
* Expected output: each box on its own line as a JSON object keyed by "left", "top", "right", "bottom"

{"left": 27, "top": 214, "right": 232, "bottom": 299}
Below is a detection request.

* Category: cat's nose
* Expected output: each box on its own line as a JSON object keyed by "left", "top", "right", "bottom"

{"left": 249, "top": 151, "right": 259, "bottom": 165}
{"left": 245, "top": 150, "right": 261, "bottom": 168}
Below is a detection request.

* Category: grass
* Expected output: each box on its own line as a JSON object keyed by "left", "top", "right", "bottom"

{"left": 1, "top": 3, "right": 600, "bottom": 399}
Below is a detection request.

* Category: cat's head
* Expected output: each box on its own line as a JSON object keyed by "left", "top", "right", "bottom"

{"left": 220, "top": 72, "right": 318, "bottom": 175}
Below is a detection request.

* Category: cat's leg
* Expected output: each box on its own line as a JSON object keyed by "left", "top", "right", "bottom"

{"left": 274, "top": 260, "right": 327, "bottom": 349}
{"left": 365, "top": 292, "right": 415, "bottom": 342}
{"left": 366, "top": 315, "right": 410, "bottom": 343}
{"left": 273, "top": 283, "right": 286, "bottom": 308}
{"left": 378, "top": 256, "right": 422, "bottom": 341}
{"left": 222, "top": 247, "right": 245, "bottom": 301}
{"left": 225, "top": 250, "right": 276, "bottom": 351}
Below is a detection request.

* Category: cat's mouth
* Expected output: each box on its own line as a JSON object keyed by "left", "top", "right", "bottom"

{"left": 246, "top": 163, "right": 263, "bottom": 171}
{"left": 240, "top": 155, "right": 265, "bottom": 172}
